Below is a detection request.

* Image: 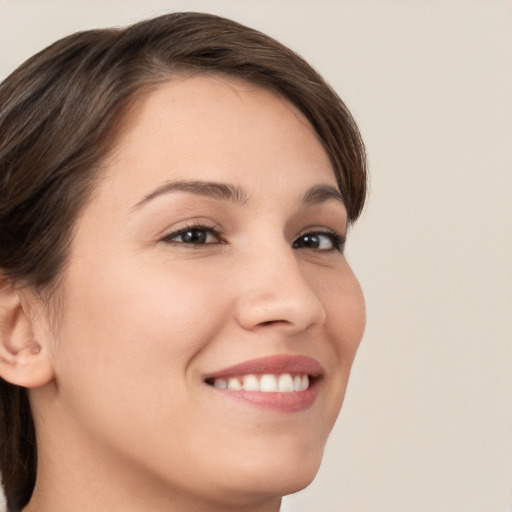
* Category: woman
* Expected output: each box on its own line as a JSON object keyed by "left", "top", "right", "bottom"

{"left": 0, "top": 12, "right": 367, "bottom": 512}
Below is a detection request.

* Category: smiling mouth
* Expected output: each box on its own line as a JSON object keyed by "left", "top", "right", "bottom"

{"left": 205, "top": 373, "right": 312, "bottom": 392}
{"left": 202, "top": 355, "right": 323, "bottom": 413}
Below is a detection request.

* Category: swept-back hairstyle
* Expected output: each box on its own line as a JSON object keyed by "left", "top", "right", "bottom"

{"left": 0, "top": 11, "right": 367, "bottom": 511}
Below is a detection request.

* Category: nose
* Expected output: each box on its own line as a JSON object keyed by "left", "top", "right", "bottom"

{"left": 234, "top": 243, "right": 327, "bottom": 334}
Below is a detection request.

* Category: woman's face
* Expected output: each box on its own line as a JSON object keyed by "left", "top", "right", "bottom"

{"left": 37, "top": 75, "right": 365, "bottom": 507}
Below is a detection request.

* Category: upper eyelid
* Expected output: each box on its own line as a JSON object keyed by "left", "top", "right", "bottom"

{"left": 295, "top": 230, "right": 345, "bottom": 249}
{"left": 297, "top": 226, "right": 344, "bottom": 235}
{"left": 163, "top": 225, "right": 344, "bottom": 238}
{"left": 164, "top": 224, "right": 344, "bottom": 235}
{"left": 162, "top": 223, "right": 223, "bottom": 243}
{"left": 295, "top": 226, "right": 346, "bottom": 241}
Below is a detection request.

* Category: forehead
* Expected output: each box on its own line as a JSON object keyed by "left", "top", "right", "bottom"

{"left": 99, "top": 75, "right": 337, "bottom": 204}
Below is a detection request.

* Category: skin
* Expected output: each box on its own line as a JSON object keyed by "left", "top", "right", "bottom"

{"left": 16, "top": 75, "right": 365, "bottom": 512}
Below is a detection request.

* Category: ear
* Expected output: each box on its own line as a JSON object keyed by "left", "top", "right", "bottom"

{"left": 0, "top": 277, "right": 54, "bottom": 388}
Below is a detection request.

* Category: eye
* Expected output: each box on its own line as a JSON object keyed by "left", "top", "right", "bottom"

{"left": 292, "top": 230, "right": 345, "bottom": 252}
{"left": 162, "top": 224, "right": 223, "bottom": 245}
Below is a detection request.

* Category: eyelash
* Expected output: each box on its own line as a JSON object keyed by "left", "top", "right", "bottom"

{"left": 162, "top": 224, "right": 346, "bottom": 253}
{"left": 162, "top": 223, "right": 225, "bottom": 246}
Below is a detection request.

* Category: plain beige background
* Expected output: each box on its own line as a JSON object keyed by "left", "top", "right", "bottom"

{"left": 0, "top": 1, "right": 511, "bottom": 511}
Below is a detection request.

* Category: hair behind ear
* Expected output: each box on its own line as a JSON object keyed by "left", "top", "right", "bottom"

{"left": 0, "top": 278, "right": 44, "bottom": 511}
{"left": 0, "top": 379, "right": 36, "bottom": 512}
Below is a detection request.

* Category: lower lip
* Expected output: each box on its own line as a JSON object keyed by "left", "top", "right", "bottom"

{"left": 206, "top": 379, "right": 320, "bottom": 413}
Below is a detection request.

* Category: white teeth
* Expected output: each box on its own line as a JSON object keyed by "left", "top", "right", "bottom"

{"left": 242, "top": 374, "right": 259, "bottom": 391}
{"left": 212, "top": 373, "right": 311, "bottom": 393}
{"left": 227, "top": 377, "right": 242, "bottom": 391}
{"left": 277, "top": 373, "right": 294, "bottom": 392}
{"left": 260, "top": 374, "right": 278, "bottom": 392}
{"left": 213, "top": 378, "right": 227, "bottom": 389}
{"left": 300, "top": 375, "right": 309, "bottom": 392}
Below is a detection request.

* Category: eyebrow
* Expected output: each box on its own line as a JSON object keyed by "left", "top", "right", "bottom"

{"left": 131, "top": 180, "right": 344, "bottom": 211}
{"left": 131, "top": 180, "right": 249, "bottom": 210}
{"left": 300, "top": 184, "right": 344, "bottom": 205}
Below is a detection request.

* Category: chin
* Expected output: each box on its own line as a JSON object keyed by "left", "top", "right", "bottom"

{"left": 264, "top": 464, "right": 320, "bottom": 497}
{"left": 214, "top": 440, "right": 325, "bottom": 502}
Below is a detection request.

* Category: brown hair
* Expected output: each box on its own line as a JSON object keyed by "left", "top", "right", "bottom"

{"left": 0, "top": 12, "right": 367, "bottom": 511}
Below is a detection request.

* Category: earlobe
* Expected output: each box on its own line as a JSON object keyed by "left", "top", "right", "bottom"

{"left": 0, "top": 277, "right": 54, "bottom": 388}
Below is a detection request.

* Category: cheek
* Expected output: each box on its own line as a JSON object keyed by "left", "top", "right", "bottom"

{"left": 319, "top": 265, "right": 366, "bottom": 358}
{"left": 52, "top": 257, "right": 230, "bottom": 396}
{"left": 47, "top": 257, "right": 236, "bottom": 466}
{"left": 317, "top": 266, "right": 365, "bottom": 421}
{"left": 336, "top": 278, "right": 365, "bottom": 357}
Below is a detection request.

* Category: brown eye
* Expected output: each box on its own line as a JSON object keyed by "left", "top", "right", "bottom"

{"left": 292, "top": 231, "right": 345, "bottom": 252}
{"left": 164, "top": 226, "right": 223, "bottom": 245}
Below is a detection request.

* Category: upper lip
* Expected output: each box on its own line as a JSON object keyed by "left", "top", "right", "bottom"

{"left": 203, "top": 354, "right": 324, "bottom": 381}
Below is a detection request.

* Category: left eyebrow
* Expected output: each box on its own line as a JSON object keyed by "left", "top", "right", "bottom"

{"left": 300, "top": 184, "right": 344, "bottom": 205}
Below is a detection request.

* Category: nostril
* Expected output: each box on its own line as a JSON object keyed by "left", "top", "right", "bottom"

{"left": 260, "top": 320, "right": 278, "bottom": 327}
{"left": 258, "top": 319, "right": 295, "bottom": 328}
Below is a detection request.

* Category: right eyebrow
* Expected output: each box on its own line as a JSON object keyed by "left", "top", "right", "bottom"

{"left": 130, "top": 180, "right": 250, "bottom": 211}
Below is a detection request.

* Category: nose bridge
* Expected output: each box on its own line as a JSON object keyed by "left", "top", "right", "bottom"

{"left": 235, "top": 235, "right": 326, "bottom": 332}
